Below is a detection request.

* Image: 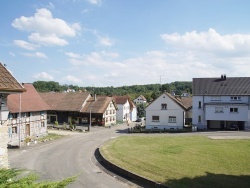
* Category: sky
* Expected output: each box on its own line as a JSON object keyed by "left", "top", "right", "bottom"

{"left": 1, "top": 0, "right": 250, "bottom": 87}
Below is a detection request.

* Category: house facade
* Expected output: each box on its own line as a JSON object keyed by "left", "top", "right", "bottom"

{"left": 7, "top": 84, "right": 50, "bottom": 146}
{"left": 192, "top": 75, "right": 250, "bottom": 130}
{"left": 81, "top": 95, "right": 117, "bottom": 127}
{"left": 0, "top": 63, "right": 26, "bottom": 168}
{"left": 40, "top": 92, "right": 117, "bottom": 127}
{"left": 145, "top": 92, "right": 192, "bottom": 130}
{"left": 113, "top": 95, "right": 136, "bottom": 122}
{"left": 133, "top": 95, "right": 147, "bottom": 105}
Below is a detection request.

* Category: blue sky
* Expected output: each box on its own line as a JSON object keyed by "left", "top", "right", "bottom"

{"left": 1, "top": 0, "right": 250, "bottom": 87}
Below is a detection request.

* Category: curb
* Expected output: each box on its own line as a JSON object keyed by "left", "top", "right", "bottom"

{"left": 95, "top": 148, "right": 169, "bottom": 188}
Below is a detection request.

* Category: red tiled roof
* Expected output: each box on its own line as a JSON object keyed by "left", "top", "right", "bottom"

{"left": 0, "top": 63, "right": 26, "bottom": 92}
{"left": 7, "top": 84, "right": 50, "bottom": 113}
{"left": 40, "top": 92, "right": 91, "bottom": 111}
{"left": 81, "top": 96, "right": 116, "bottom": 114}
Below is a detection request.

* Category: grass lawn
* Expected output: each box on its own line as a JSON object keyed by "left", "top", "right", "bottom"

{"left": 101, "top": 136, "right": 250, "bottom": 188}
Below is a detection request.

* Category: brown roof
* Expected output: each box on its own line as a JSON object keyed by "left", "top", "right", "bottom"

{"left": 113, "top": 95, "right": 129, "bottom": 104}
{"left": 7, "top": 84, "right": 50, "bottom": 113}
{"left": 81, "top": 96, "right": 117, "bottom": 114}
{"left": 146, "top": 93, "right": 191, "bottom": 111}
{"left": 40, "top": 92, "right": 91, "bottom": 111}
{"left": 139, "top": 95, "right": 147, "bottom": 101}
{"left": 193, "top": 76, "right": 250, "bottom": 96}
{"left": 0, "top": 63, "right": 26, "bottom": 93}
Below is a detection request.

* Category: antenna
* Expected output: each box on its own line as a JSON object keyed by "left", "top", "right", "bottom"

{"left": 158, "top": 75, "right": 164, "bottom": 93}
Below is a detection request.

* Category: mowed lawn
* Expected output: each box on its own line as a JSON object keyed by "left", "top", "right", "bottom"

{"left": 101, "top": 136, "right": 250, "bottom": 188}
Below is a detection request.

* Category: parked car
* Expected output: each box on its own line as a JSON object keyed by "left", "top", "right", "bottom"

{"left": 229, "top": 124, "right": 238, "bottom": 130}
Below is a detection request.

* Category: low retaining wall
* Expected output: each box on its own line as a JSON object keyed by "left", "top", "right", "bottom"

{"left": 95, "top": 148, "right": 168, "bottom": 188}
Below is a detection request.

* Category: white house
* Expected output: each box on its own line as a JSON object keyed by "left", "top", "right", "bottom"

{"left": 113, "top": 95, "right": 135, "bottom": 122}
{"left": 145, "top": 92, "right": 192, "bottom": 130}
{"left": 192, "top": 75, "right": 250, "bottom": 130}
{"left": 133, "top": 95, "right": 147, "bottom": 105}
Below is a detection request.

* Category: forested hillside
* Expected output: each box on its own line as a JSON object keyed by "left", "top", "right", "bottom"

{"left": 33, "top": 81, "right": 192, "bottom": 101}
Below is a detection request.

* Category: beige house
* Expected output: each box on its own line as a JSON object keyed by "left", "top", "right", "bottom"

{"left": 0, "top": 63, "right": 26, "bottom": 168}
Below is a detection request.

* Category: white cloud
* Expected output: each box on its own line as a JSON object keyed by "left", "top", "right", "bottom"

{"left": 28, "top": 33, "right": 68, "bottom": 46}
{"left": 65, "top": 52, "right": 82, "bottom": 58}
{"left": 47, "top": 2, "right": 55, "bottom": 9}
{"left": 12, "top": 8, "right": 80, "bottom": 46}
{"left": 22, "top": 52, "right": 48, "bottom": 58}
{"left": 63, "top": 75, "right": 82, "bottom": 84}
{"left": 99, "top": 37, "right": 113, "bottom": 46}
{"left": 86, "top": 0, "right": 102, "bottom": 5}
{"left": 160, "top": 28, "right": 250, "bottom": 56}
{"left": 33, "top": 72, "right": 54, "bottom": 80}
{"left": 14, "top": 40, "right": 40, "bottom": 50}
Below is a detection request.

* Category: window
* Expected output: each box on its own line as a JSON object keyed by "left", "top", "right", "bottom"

{"left": 198, "top": 116, "right": 201, "bottom": 123}
{"left": 230, "top": 108, "right": 238, "bottom": 113}
{"left": 12, "top": 127, "right": 17, "bottom": 134}
{"left": 152, "top": 116, "right": 159, "bottom": 122}
{"left": 198, "top": 101, "right": 201, "bottom": 109}
{"left": 169, "top": 116, "right": 176, "bottom": 123}
{"left": 161, "top": 103, "right": 167, "bottom": 110}
{"left": 106, "top": 110, "right": 108, "bottom": 115}
{"left": 211, "top": 96, "right": 221, "bottom": 101}
{"left": 11, "top": 113, "right": 18, "bottom": 118}
{"left": 231, "top": 96, "right": 241, "bottom": 101}
{"left": 215, "top": 107, "right": 223, "bottom": 113}
{"left": 41, "top": 122, "right": 45, "bottom": 127}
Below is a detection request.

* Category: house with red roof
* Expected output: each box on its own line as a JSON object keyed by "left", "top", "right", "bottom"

{"left": 7, "top": 83, "right": 50, "bottom": 146}
{"left": 0, "top": 63, "right": 26, "bottom": 168}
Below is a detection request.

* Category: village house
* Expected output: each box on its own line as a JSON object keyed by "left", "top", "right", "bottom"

{"left": 133, "top": 95, "right": 147, "bottom": 105}
{"left": 7, "top": 83, "right": 50, "bottom": 146}
{"left": 0, "top": 63, "right": 26, "bottom": 168}
{"left": 40, "top": 92, "right": 117, "bottom": 127}
{"left": 145, "top": 92, "right": 192, "bottom": 130}
{"left": 113, "top": 95, "right": 137, "bottom": 122}
{"left": 192, "top": 75, "right": 250, "bottom": 130}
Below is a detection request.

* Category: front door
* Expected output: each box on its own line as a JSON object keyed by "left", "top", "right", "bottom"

{"left": 26, "top": 124, "right": 30, "bottom": 136}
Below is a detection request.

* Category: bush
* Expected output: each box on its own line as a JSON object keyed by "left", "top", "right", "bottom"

{"left": 0, "top": 168, "right": 76, "bottom": 187}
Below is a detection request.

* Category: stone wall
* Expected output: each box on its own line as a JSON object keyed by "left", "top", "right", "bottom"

{"left": 0, "top": 123, "right": 9, "bottom": 168}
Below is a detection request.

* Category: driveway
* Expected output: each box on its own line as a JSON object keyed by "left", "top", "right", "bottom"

{"left": 8, "top": 123, "right": 131, "bottom": 188}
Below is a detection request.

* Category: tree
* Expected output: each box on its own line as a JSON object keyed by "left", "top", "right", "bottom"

{"left": 137, "top": 103, "right": 147, "bottom": 118}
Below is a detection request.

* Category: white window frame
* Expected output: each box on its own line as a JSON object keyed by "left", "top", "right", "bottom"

{"left": 152, "top": 116, "right": 159, "bottom": 122}
{"left": 230, "top": 108, "right": 238, "bottom": 113}
{"left": 215, "top": 107, "right": 223, "bottom": 113}
{"left": 169, "top": 116, "right": 176, "bottom": 123}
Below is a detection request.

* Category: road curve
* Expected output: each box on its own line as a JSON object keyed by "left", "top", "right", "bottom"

{"left": 8, "top": 123, "right": 132, "bottom": 188}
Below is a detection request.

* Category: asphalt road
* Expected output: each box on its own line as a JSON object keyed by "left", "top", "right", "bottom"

{"left": 8, "top": 123, "right": 250, "bottom": 188}
{"left": 8, "top": 123, "right": 132, "bottom": 188}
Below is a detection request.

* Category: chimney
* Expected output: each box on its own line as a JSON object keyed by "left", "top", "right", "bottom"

{"left": 224, "top": 74, "right": 226, "bottom": 80}
{"left": 94, "top": 94, "right": 97, "bottom": 101}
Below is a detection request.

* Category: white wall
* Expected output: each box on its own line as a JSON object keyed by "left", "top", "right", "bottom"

{"left": 146, "top": 93, "right": 184, "bottom": 130}
{"left": 116, "top": 100, "right": 130, "bottom": 122}
{"left": 192, "top": 95, "right": 250, "bottom": 130}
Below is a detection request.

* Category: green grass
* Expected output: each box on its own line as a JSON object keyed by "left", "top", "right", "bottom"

{"left": 38, "top": 133, "right": 65, "bottom": 142}
{"left": 101, "top": 136, "right": 250, "bottom": 188}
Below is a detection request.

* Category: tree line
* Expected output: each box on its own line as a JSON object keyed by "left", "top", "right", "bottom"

{"left": 33, "top": 81, "right": 192, "bottom": 101}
